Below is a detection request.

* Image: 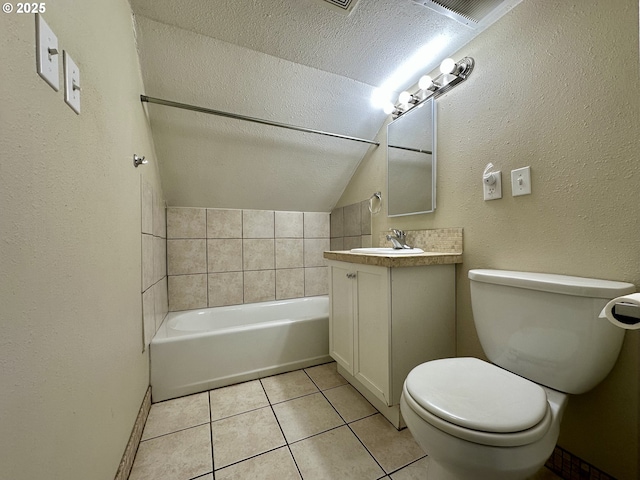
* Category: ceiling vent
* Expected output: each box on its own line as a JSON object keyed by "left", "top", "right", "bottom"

{"left": 413, "top": 0, "right": 521, "bottom": 29}
{"left": 316, "top": 0, "right": 360, "bottom": 16}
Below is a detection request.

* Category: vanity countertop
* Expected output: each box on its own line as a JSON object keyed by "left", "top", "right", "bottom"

{"left": 323, "top": 250, "right": 463, "bottom": 268}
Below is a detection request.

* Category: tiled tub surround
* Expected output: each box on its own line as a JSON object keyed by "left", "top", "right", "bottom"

{"left": 141, "top": 179, "right": 168, "bottom": 349}
{"left": 166, "top": 208, "right": 330, "bottom": 311}
{"left": 330, "top": 199, "right": 372, "bottom": 251}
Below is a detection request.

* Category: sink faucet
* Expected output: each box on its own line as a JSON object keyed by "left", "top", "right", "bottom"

{"left": 386, "top": 229, "right": 412, "bottom": 249}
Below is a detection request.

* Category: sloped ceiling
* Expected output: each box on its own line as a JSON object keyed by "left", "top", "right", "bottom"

{"left": 130, "top": 0, "right": 521, "bottom": 211}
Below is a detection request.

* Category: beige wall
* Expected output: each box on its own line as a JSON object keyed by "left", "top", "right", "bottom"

{"left": 337, "top": 0, "right": 640, "bottom": 478}
{"left": 0, "top": 1, "right": 163, "bottom": 479}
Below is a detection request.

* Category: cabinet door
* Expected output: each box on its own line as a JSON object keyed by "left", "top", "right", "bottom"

{"left": 354, "top": 266, "right": 391, "bottom": 405}
{"left": 329, "top": 264, "right": 354, "bottom": 374}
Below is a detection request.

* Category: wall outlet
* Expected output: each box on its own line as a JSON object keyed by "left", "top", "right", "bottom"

{"left": 483, "top": 171, "right": 502, "bottom": 200}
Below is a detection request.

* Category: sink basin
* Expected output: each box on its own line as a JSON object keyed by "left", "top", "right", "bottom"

{"left": 350, "top": 247, "right": 425, "bottom": 255}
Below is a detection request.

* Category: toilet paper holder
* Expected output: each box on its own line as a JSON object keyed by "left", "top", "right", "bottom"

{"left": 610, "top": 302, "right": 640, "bottom": 325}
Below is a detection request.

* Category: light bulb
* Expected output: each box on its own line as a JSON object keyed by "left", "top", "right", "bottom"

{"left": 440, "top": 58, "right": 457, "bottom": 74}
{"left": 383, "top": 102, "right": 395, "bottom": 115}
{"left": 398, "top": 91, "right": 412, "bottom": 105}
{"left": 418, "top": 75, "right": 433, "bottom": 90}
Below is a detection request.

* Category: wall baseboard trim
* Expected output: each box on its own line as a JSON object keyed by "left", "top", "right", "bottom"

{"left": 114, "top": 386, "right": 151, "bottom": 480}
{"left": 545, "top": 445, "right": 617, "bottom": 480}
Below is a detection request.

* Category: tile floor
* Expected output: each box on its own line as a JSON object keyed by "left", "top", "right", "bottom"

{"left": 129, "top": 362, "right": 563, "bottom": 480}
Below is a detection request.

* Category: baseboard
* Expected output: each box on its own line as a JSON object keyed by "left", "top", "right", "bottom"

{"left": 114, "top": 386, "right": 151, "bottom": 480}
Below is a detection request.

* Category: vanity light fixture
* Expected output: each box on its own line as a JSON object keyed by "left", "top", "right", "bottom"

{"left": 387, "top": 56, "right": 475, "bottom": 119}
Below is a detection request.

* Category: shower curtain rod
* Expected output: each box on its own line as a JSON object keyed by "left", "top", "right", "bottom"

{"left": 140, "top": 95, "right": 380, "bottom": 147}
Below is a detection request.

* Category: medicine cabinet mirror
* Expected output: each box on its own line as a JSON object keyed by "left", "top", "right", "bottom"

{"left": 387, "top": 98, "right": 436, "bottom": 216}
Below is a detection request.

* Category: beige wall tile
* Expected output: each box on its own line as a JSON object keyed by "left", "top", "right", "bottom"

{"left": 243, "top": 239, "right": 275, "bottom": 270}
{"left": 304, "top": 267, "right": 328, "bottom": 296}
{"left": 142, "top": 234, "right": 154, "bottom": 292}
{"left": 330, "top": 207, "right": 343, "bottom": 238}
{"left": 244, "top": 270, "right": 275, "bottom": 303}
{"left": 276, "top": 268, "right": 305, "bottom": 300}
{"left": 275, "top": 239, "right": 304, "bottom": 269}
{"left": 330, "top": 237, "right": 344, "bottom": 251}
{"left": 304, "top": 212, "right": 330, "bottom": 238}
{"left": 343, "top": 236, "right": 362, "bottom": 250}
{"left": 275, "top": 211, "right": 303, "bottom": 238}
{"left": 142, "top": 288, "right": 155, "bottom": 349}
{"left": 168, "top": 274, "right": 207, "bottom": 311}
{"left": 152, "top": 191, "right": 166, "bottom": 239}
{"left": 208, "top": 272, "right": 243, "bottom": 307}
{"left": 243, "top": 210, "right": 274, "bottom": 238}
{"left": 207, "top": 208, "right": 242, "bottom": 239}
{"left": 208, "top": 239, "right": 243, "bottom": 272}
{"left": 166, "top": 207, "right": 206, "bottom": 239}
{"left": 343, "top": 203, "right": 361, "bottom": 237}
{"left": 141, "top": 180, "right": 153, "bottom": 235}
{"left": 304, "top": 238, "right": 330, "bottom": 267}
{"left": 153, "top": 277, "right": 168, "bottom": 330}
{"left": 360, "top": 200, "right": 371, "bottom": 235}
{"left": 153, "top": 236, "right": 166, "bottom": 283}
{"left": 167, "top": 239, "right": 207, "bottom": 275}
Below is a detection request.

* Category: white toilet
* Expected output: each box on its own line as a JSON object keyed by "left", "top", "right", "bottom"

{"left": 400, "top": 269, "right": 635, "bottom": 480}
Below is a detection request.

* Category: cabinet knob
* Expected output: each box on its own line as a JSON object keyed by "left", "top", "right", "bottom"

{"left": 346, "top": 273, "right": 357, "bottom": 279}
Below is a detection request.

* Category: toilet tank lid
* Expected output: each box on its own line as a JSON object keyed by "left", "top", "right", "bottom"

{"left": 468, "top": 269, "right": 635, "bottom": 299}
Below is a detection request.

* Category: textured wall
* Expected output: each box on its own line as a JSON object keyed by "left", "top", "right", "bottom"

{"left": 0, "top": 2, "right": 163, "bottom": 479}
{"left": 337, "top": 0, "right": 640, "bottom": 478}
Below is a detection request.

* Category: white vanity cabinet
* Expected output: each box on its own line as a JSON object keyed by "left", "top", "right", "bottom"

{"left": 327, "top": 259, "right": 456, "bottom": 428}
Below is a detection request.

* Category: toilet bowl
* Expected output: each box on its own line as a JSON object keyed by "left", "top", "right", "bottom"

{"left": 400, "top": 357, "right": 568, "bottom": 480}
{"left": 400, "top": 269, "right": 635, "bottom": 480}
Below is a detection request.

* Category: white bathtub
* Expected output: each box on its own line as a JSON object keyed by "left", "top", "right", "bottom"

{"left": 150, "top": 296, "right": 330, "bottom": 402}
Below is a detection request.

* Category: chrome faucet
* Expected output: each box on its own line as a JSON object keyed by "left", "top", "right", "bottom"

{"left": 386, "top": 229, "right": 412, "bottom": 249}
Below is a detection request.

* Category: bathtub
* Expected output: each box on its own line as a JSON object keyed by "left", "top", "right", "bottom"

{"left": 150, "top": 296, "right": 330, "bottom": 402}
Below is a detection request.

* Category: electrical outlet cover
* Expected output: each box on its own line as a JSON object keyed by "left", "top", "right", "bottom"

{"left": 483, "top": 171, "right": 502, "bottom": 200}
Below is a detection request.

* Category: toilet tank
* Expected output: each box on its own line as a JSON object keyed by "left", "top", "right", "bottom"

{"left": 469, "top": 269, "right": 635, "bottom": 394}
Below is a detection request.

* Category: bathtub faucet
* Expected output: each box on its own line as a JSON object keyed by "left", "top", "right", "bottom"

{"left": 386, "top": 229, "right": 412, "bottom": 249}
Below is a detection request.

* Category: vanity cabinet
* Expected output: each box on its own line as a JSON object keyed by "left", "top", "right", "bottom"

{"left": 328, "top": 259, "right": 456, "bottom": 426}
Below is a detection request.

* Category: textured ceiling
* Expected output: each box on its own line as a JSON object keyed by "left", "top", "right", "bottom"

{"left": 130, "top": 0, "right": 522, "bottom": 211}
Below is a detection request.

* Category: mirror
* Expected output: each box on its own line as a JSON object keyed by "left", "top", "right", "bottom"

{"left": 387, "top": 98, "right": 436, "bottom": 216}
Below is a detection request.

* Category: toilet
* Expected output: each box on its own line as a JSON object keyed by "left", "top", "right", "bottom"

{"left": 400, "top": 269, "right": 635, "bottom": 480}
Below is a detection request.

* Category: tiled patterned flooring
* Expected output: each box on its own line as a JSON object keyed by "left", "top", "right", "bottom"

{"left": 129, "top": 362, "right": 562, "bottom": 480}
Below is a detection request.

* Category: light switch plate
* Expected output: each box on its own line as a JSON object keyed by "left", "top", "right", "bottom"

{"left": 511, "top": 166, "right": 532, "bottom": 196}
{"left": 36, "top": 14, "right": 59, "bottom": 91}
{"left": 64, "top": 51, "right": 81, "bottom": 114}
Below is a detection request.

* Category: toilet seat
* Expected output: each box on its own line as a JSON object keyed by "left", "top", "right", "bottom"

{"left": 403, "top": 357, "right": 552, "bottom": 447}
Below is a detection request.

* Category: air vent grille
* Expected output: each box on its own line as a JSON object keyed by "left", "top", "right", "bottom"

{"left": 325, "top": 0, "right": 352, "bottom": 9}
{"left": 413, "top": 0, "right": 516, "bottom": 28}
{"left": 316, "top": 0, "right": 360, "bottom": 15}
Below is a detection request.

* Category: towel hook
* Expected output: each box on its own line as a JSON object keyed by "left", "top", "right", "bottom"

{"left": 133, "top": 154, "right": 148, "bottom": 168}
